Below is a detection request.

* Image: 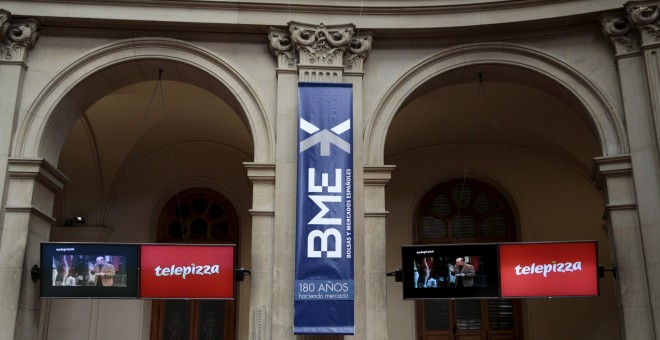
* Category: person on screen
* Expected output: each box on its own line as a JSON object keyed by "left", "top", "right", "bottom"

{"left": 421, "top": 257, "right": 431, "bottom": 287}
{"left": 63, "top": 274, "right": 76, "bottom": 286}
{"left": 54, "top": 264, "right": 67, "bottom": 286}
{"left": 413, "top": 260, "right": 420, "bottom": 288}
{"left": 92, "top": 256, "right": 115, "bottom": 287}
{"left": 451, "top": 257, "right": 475, "bottom": 287}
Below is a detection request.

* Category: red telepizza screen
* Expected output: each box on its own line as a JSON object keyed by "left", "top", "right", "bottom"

{"left": 499, "top": 242, "right": 599, "bottom": 298}
{"left": 140, "top": 245, "right": 235, "bottom": 299}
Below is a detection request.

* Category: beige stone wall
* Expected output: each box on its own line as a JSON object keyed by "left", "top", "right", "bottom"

{"left": 1, "top": 1, "right": 659, "bottom": 340}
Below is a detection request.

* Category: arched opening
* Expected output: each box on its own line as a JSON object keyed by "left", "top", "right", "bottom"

{"left": 383, "top": 60, "right": 621, "bottom": 339}
{"left": 38, "top": 46, "right": 261, "bottom": 339}
{"left": 16, "top": 38, "right": 273, "bottom": 164}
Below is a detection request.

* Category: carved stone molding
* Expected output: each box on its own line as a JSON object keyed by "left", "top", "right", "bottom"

{"left": 602, "top": 2, "right": 660, "bottom": 52}
{"left": 627, "top": 3, "right": 660, "bottom": 46}
{"left": 267, "top": 27, "right": 295, "bottom": 70}
{"left": 289, "top": 22, "right": 353, "bottom": 68}
{"left": 0, "top": 9, "right": 10, "bottom": 41}
{"left": 346, "top": 33, "right": 373, "bottom": 73}
{"left": 601, "top": 12, "right": 640, "bottom": 56}
{"left": 0, "top": 9, "right": 40, "bottom": 62}
{"left": 267, "top": 21, "right": 373, "bottom": 79}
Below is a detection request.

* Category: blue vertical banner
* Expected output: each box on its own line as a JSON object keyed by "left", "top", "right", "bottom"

{"left": 294, "top": 82, "right": 354, "bottom": 335}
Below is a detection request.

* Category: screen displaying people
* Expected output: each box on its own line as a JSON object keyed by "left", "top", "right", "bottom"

{"left": 413, "top": 255, "right": 486, "bottom": 289}
{"left": 51, "top": 254, "right": 126, "bottom": 287}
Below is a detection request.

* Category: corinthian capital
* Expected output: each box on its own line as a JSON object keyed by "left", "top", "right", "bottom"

{"left": 267, "top": 21, "right": 373, "bottom": 79}
{"left": 1, "top": 9, "right": 10, "bottom": 41}
{"left": 346, "top": 33, "right": 374, "bottom": 73}
{"left": 601, "top": 12, "right": 640, "bottom": 56}
{"left": 1, "top": 9, "right": 40, "bottom": 62}
{"left": 268, "top": 27, "right": 295, "bottom": 69}
{"left": 627, "top": 3, "right": 660, "bottom": 46}
{"left": 289, "top": 22, "right": 354, "bottom": 67}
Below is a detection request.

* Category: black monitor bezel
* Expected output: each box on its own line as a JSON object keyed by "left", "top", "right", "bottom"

{"left": 401, "top": 243, "right": 500, "bottom": 300}
{"left": 40, "top": 242, "right": 140, "bottom": 299}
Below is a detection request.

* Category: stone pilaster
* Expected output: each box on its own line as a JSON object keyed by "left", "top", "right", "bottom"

{"left": 626, "top": 2, "right": 660, "bottom": 158}
{"left": 363, "top": 165, "right": 395, "bottom": 340}
{"left": 0, "top": 12, "right": 42, "bottom": 340}
{"left": 592, "top": 156, "right": 655, "bottom": 340}
{"left": 602, "top": 5, "right": 660, "bottom": 336}
{"left": 244, "top": 163, "right": 276, "bottom": 340}
{"left": 267, "top": 22, "right": 374, "bottom": 340}
{"left": 269, "top": 32, "right": 298, "bottom": 338}
{"left": 0, "top": 159, "right": 67, "bottom": 340}
{"left": 0, "top": 9, "right": 42, "bottom": 243}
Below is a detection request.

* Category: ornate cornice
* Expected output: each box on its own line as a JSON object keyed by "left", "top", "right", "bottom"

{"left": 267, "top": 21, "right": 373, "bottom": 78}
{"left": 0, "top": 9, "right": 40, "bottom": 62}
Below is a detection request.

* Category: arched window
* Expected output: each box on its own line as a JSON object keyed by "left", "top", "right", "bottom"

{"left": 415, "top": 179, "right": 521, "bottom": 340}
{"left": 157, "top": 189, "right": 238, "bottom": 243}
{"left": 151, "top": 188, "right": 238, "bottom": 340}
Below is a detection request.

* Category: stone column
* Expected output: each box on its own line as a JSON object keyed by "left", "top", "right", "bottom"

{"left": 362, "top": 166, "right": 394, "bottom": 340}
{"left": 267, "top": 23, "right": 374, "bottom": 340}
{"left": 245, "top": 163, "right": 276, "bottom": 340}
{"left": 593, "top": 156, "right": 655, "bottom": 340}
{"left": 0, "top": 159, "right": 67, "bottom": 340}
{"left": 0, "top": 8, "right": 40, "bottom": 249}
{"left": 268, "top": 27, "right": 299, "bottom": 339}
{"left": 0, "top": 10, "right": 45, "bottom": 340}
{"left": 603, "top": 5, "right": 660, "bottom": 336}
{"left": 628, "top": 1, "right": 660, "bottom": 158}
{"left": 344, "top": 33, "right": 375, "bottom": 340}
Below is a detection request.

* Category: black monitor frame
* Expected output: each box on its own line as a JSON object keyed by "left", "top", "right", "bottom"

{"left": 40, "top": 243, "right": 140, "bottom": 298}
{"left": 401, "top": 243, "right": 500, "bottom": 299}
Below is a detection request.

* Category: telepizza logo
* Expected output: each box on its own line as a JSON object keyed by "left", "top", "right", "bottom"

{"left": 154, "top": 263, "right": 220, "bottom": 279}
{"left": 514, "top": 261, "right": 583, "bottom": 277}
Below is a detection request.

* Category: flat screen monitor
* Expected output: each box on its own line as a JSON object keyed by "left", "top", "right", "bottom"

{"left": 40, "top": 243, "right": 139, "bottom": 298}
{"left": 401, "top": 244, "right": 500, "bottom": 299}
{"left": 499, "top": 241, "right": 599, "bottom": 298}
{"left": 140, "top": 244, "right": 236, "bottom": 299}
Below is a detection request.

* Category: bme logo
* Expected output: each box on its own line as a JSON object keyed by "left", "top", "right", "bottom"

{"left": 300, "top": 117, "right": 351, "bottom": 259}
{"left": 299, "top": 118, "right": 351, "bottom": 156}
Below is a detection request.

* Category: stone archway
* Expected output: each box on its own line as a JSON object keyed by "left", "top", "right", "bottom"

{"left": 1, "top": 37, "right": 274, "bottom": 340}
{"left": 364, "top": 43, "right": 628, "bottom": 339}
{"left": 14, "top": 37, "right": 274, "bottom": 165}
{"left": 365, "top": 42, "right": 627, "bottom": 166}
